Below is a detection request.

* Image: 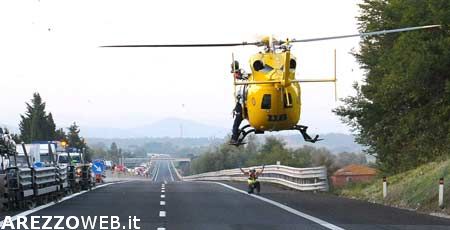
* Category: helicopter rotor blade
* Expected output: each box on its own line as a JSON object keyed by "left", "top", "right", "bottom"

{"left": 290, "top": 24, "right": 441, "bottom": 43}
{"left": 100, "top": 41, "right": 260, "bottom": 48}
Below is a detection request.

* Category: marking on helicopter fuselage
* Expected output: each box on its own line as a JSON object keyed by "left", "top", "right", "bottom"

{"left": 268, "top": 114, "right": 287, "bottom": 122}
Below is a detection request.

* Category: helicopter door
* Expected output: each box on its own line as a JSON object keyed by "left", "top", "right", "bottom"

{"left": 261, "top": 94, "right": 271, "bottom": 109}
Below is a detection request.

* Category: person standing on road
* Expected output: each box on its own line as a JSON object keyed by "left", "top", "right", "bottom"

{"left": 240, "top": 165, "right": 265, "bottom": 194}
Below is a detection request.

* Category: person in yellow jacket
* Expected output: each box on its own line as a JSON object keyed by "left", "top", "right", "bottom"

{"left": 240, "top": 165, "right": 265, "bottom": 194}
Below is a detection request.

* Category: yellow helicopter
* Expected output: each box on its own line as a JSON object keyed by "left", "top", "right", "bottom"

{"left": 102, "top": 25, "right": 440, "bottom": 146}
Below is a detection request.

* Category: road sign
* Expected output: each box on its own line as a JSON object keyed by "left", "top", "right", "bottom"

{"left": 92, "top": 161, "right": 105, "bottom": 175}
{"left": 33, "top": 162, "right": 44, "bottom": 168}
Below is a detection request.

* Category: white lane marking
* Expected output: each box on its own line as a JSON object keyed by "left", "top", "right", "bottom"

{"left": 160, "top": 201, "right": 166, "bottom": 205}
{"left": 161, "top": 190, "right": 165, "bottom": 193}
{"left": 213, "top": 182, "right": 346, "bottom": 230}
{"left": 170, "top": 161, "right": 182, "bottom": 180}
{"left": 0, "top": 181, "right": 127, "bottom": 225}
{"left": 159, "top": 211, "right": 166, "bottom": 217}
{"left": 164, "top": 180, "right": 167, "bottom": 184}
{"left": 167, "top": 161, "right": 175, "bottom": 182}
{"left": 161, "top": 194, "right": 165, "bottom": 198}
{"left": 153, "top": 161, "right": 161, "bottom": 182}
{"left": 157, "top": 228, "right": 165, "bottom": 230}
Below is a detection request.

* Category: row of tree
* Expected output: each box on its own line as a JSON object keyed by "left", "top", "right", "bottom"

{"left": 90, "top": 142, "right": 123, "bottom": 164}
{"left": 9, "top": 93, "right": 90, "bottom": 160}
{"left": 190, "top": 136, "right": 367, "bottom": 175}
{"left": 334, "top": 0, "right": 450, "bottom": 173}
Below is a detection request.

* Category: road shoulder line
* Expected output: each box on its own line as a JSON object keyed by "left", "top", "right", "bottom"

{"left": 212, "top": 181, "right": 346, "bottom": 230}
{"left": 0, "top": 181, "right": 128, "bottom": 225}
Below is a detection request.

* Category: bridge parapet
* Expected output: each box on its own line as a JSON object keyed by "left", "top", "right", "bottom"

{"left": 151, "top": 157, "right": 191, "bottom": 162}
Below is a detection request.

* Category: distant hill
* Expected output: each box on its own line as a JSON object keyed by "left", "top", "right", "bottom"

{"left": 280, "top": 133, "right": 364, "bottom": 154}
{"left": 81, "top": 118, "right": 228, "bottom": 138}
{"left": 3, "top": 119, "right": 363, "bottom": 154}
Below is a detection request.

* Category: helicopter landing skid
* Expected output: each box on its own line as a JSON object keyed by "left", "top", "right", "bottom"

{"left": 229, "top": 125, "right": 255, "bottom": 146}
{"left": 293, "top": 125, "right": 323, "bottom": 143}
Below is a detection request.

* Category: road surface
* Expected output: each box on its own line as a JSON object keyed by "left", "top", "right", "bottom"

{"left": 1, "top": 160, "right": 450, "bottom": 230}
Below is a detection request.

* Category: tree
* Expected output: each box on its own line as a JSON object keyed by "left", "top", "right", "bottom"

{"left": 46, "top": 113, "right": 57, "bottom": 139}
{"left": 334, "top": 0, "right": 450, "bottom": 173}
{"left": 109, "top": 142, "right": 121, "bottom": 164}
{"left": 66, "top": 122, "right": 91, "bottom": 161}
{"left": 19, "top": 93, "right": 57, "bottom": 142}
{"left": 67, "top": 122, "right": 84, "bottom": 149}
{"left": 311, "top": 150, "right": 337, "bottom": 175}
{"left": 248, "top": 136, "right": 291, "bottom": 166}
{"left": 333, "top": 152, "right": 367, "bottom": 169}
{"left": 55, "top": 128, "right": 67, "bottom": 141}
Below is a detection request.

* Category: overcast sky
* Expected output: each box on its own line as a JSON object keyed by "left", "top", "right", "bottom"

{"left": 0, "top": 0, "right": 364, "bottom": 135}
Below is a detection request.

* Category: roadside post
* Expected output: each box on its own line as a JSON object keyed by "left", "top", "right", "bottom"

{"left": 439, "top": 177, "right": 444, "bottom": 209}
{"left": 382, "top": 176, "right": 387, "bottom": 199}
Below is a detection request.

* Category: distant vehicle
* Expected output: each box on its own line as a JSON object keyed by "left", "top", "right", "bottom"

{"left": 57, "top": 153, "right": 82, "bottom": 166}
{"left": 134, "top": 166, "right": 146, "bottom": 176}
{"left": 104, "top": 160, "right": 113, "bottom": 169}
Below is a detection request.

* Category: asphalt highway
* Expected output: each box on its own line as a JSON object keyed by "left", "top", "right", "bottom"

{"left": 1, "top": 160, "right": 450, "bottom": 230}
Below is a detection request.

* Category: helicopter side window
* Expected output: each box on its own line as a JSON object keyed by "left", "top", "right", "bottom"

{"left": 253, "top": 60, "right": 273, "bottom": 73}
{"left": 283, "top": 93, "right": 293, "bottom": 108}
{"left": 290, "top": 59, "right": 297, "bottom": 69}
{"left": 253, "top": 60, "right": 264, "bottom": 71}
{"left": 261, "top": 94, "right": 271, "bottom": 109}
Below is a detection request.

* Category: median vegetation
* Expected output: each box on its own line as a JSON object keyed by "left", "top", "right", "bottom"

{"left": 190, "top": 136, "right": 366, "bottom": 175}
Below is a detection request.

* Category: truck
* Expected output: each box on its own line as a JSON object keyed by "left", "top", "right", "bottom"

{"left": 56, "top": 149, "right": 94, "bottom": 192}
{"left": 4, "top": 142, "right": 60, "bottom": 210}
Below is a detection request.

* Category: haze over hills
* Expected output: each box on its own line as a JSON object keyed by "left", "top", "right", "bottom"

{"left": 2, "top": 118, "right": 363, "bottom": 153}
{"left": 80, "top": 118, "right": 229, "bottom": 138}
{"left": 281, "top": 133, "right": 365, "bottom": 154}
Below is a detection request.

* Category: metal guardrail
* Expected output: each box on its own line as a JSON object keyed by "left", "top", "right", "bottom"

{"left": 183, "top": 165, "right": 329, "bottom": 191}
{"left": 170, "top": 161, "right": 182, "bottom": 180}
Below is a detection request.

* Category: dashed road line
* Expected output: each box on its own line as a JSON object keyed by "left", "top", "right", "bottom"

{"left": 153, "top": 161, "right": 161, "bottom": 182}
{"left": 161, "top": 194, "right": 165, "bottom": 198}
{"left": 159, "top": 211, "right": 166, "bottom": 217}
{"left": 160, "top": 201, "right": 166, "bottom": 206}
